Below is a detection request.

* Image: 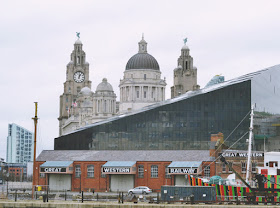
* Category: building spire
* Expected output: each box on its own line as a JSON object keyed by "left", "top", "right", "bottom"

{"left": 138, "top": 34, "right": 147, "bottom": 53}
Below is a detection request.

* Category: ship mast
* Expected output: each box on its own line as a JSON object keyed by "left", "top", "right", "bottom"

{"left": 32, "top": 102, "right": 38, "bottom": 198}
{"left": 246, "top": 105, "right": 254, "bottom": 182}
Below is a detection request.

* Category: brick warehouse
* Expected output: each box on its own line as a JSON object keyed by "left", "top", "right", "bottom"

{"left": 33, "top": 150, "right": 215, "bottom": 192}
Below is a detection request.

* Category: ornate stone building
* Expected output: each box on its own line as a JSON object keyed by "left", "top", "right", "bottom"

{"left": 119, "top": 36, "right": 167, "bottom": 113}
{"left": 58, "top": 39, "right": 92, "bottom": 136}
{"left": 171, "top": 41, "right": 200, "bottom": 98}
{"left": 58, "top": 39, "right": 117, "bottom": 136}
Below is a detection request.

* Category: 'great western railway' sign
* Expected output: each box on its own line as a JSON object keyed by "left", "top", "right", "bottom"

{"left": 222, "top": 152, "right": 264, "bottom": 158}
{"left": 102, "top": 167, "right": 130, "bottom": 173}
{"left": 169, "top": 168, "right": 197, "bottom": 174}
{"left": 40, "top": 167, "right": 66, "bottom": 173}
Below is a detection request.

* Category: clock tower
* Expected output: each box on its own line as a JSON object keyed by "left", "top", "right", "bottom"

{"left": 58, "top": 38, "right": 92, "bottom": 136}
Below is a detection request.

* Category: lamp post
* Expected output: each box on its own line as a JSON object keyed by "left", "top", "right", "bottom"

{"left": 6, "top": 172, "right": 9, "bottom": 198}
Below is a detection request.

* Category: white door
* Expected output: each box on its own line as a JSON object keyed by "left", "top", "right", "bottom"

{"left": 110, "top": 175, "right": 134, "bottom": 192}
{"left": 175, "top": 175, "right": 188, "bottom": 185}
{"left": 49, "top": 174, "right": 71, "bottom": 191}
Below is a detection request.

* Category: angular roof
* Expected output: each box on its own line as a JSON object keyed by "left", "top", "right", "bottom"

{"left": 37, "top": 150, "right": 211, "bottom": 162}
{"left": 61, "top": 64, "right": 279, "bottom": 136}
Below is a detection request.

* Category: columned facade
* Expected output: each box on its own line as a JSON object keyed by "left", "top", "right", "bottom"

{"left": 119, "top": 36, "right": 166, "bottom": 113}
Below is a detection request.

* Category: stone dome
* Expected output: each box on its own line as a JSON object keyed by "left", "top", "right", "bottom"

{"left": 126, "top": 53, "right": 160, "bottom": 70}
{"left": 80, "top": 87, "right": 93, "bottom": 96}
{"left": 181, "top": 44, "right": 189, "bottom": 50}
{"left": 96, "top": 78, "right": 113, "bottom": 91}
{"left": 75, "top": 39, "right": 82, "bottom": 45}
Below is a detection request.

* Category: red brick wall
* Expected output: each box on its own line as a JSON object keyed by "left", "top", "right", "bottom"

{"left": 34, "top": 160, "right": 213, "bottom": 192}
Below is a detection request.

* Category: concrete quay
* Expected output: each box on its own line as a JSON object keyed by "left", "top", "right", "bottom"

{"left": 0, "top": 201, "right": 280, "bottom": 208}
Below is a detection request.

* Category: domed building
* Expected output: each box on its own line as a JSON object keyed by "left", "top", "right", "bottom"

{"left": 92, "top": 78, "right": 117, "bottom": 123}
{"left": 59, "top": 37, "right": 117, "bottom": 135}
{"left": 119, "top": 36, "right": 167, "bottom": 113}
{"left": 77, "top": 87, "right": 94, "bottom": 127}
{"left": 76, "top": 78, "right": 117, "bottom": 127}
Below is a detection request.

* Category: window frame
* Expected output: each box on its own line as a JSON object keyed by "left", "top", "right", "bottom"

{"left": 138, "top": 165, "right": 144, "bottom": 178}
{"left": 151, "top": 165, "right": 158, "bottom": 178}
{"left": 75, "top": 165, "right": 81, "bottom": 178}
{"left": 87, "top": 165, "right": 94, "bottom": 178}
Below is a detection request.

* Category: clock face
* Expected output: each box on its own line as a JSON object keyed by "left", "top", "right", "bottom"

{"left": 73, "top": 71, "right": 85, "bottom": 83}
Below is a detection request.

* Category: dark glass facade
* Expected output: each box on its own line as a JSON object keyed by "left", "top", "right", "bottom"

{"left": 55, "top": 66, "right": 280, "bottom": 151}
{"left": 55, "top": 81, "right": 251, "bottom": 150}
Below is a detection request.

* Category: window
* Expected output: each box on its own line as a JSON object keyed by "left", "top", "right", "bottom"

{"left": 77, "top": 86, "right": 81, "bottom": 94}
{"left": 241, "top": 162, "right": 246, "bottom": 173}
{"left": 137, "top": 91, "right": 139, "bottom": 98}
{"left": 144, "top": 74, "right": 146, "bottom": 80}
{"left": 204, "top": 166, "right": 210, "bottom": 178}
{"left": 222, "top": 163, "right": 226, "bottom": 172}
{"left": 75, "top": 165, "right": 81, "bottom": 177}
{"left": 40, "top": 173, "right": 45, "bottom": 178}
{"left": 138, "top": 165, "right": 144, "bottom": 178}
{"left": 165, "top": 166, "right": 171, "bottom": 178}
{"left": 252, "top": 162, "right": 257, "bottom": 173}
{"left": 151, "top": 165, "right": 158, "bottom": 178}
{"left": 144, "top": 91, "right": 147, "bottom": 98}
{"left": 87, "top": 165, "right": 94, "bottom": 178}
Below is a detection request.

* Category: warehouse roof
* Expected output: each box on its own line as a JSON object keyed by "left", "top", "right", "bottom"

{"left": 37, "top": 150, "right": 211, "bottom": 162}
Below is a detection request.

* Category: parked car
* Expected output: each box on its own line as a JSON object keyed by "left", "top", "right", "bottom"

{"left": 128, "top": 186, "right": 152, "bottom": 194}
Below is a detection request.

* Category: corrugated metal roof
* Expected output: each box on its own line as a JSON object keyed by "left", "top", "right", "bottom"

{"left": 36, "top": 150, "right": 211, "bottom": 162}
{"left": 103, "top": 161, "right": 136, "bottom": 167}
{"left": 40, "top": 161, "right": 73, "bottom": 168}
{"left": 168, "top": 161, "right": 202, "bottom": 168}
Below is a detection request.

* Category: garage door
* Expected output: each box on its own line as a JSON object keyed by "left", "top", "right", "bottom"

{"left": 175, "top": 175, "right": 188, "bottom": 185}
{"left": 110, "top": 175, "right": 134, "bottom": 192}
{"left": 49, "top": 174, "right": 71, "bottom": 191}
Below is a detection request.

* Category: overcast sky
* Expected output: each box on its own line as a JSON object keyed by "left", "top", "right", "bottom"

{"left": 1, "top": 0, "right": 280, "bottom": 159}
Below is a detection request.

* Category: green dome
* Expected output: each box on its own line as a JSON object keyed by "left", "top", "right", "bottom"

{"left": 209, "top": 175, "right": 222, "bottom": 184}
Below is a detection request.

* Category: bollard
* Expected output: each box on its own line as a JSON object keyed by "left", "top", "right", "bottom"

{"left": 97, "top": 193, "right": 99, "bottom": 201}
{"left": 82, "top": 191, "right": 84, "bottom": 203}
{"left": 46, "top": 188, "right": 49, "bottom": 202}
{"left": 118, "top": 192, "right": 120, "bottom": 204}
{"left": 35, "top": 191, "right": 37, "bottom": 200}
{"left": 157, "top": 192, "right": 159, "bottom": 204}
{"left": 15, "top": 190, "right": 17, "bottom": 202}
{"left": 190, "top": 194, "right": 194, "bottom": 204}
{"left": 65, "top": 190, "right": 67, "bottom": 201}
{"left": 121, "top": 192, "right": 124, "bottom": 203}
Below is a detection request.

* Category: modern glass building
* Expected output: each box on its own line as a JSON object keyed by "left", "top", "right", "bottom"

{"left": 6, "top": 123, "right": 34, "bottom": 164}
{"left": 54, "top": 65, "right": 280, "bottom": 151}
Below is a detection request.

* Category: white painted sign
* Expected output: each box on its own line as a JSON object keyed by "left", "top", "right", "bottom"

{"left": 169, "top": 168, "right": 197, "bottom": 174}
{"left": 222, "top": 152, "right": 263, "bottom": 157}
{"left": 41, "top": 167, "right": 66, "bottom": 172}
{"left": 103, "top": 167, "right": 130, "bottom": 173}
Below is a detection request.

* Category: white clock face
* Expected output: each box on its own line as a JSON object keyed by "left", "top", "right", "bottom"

{"left": 73, "top": 71, "right": 85, "bottom": 83}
